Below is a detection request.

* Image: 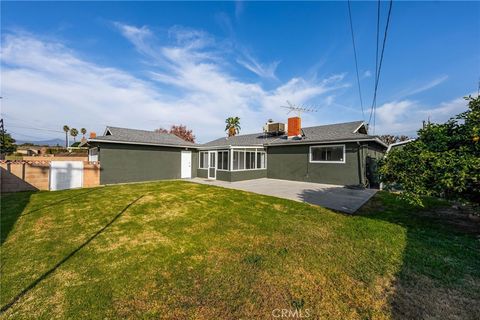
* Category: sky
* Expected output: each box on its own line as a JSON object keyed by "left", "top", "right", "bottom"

{"left": 1, "top": 1, "right": 479, "bottom": 143}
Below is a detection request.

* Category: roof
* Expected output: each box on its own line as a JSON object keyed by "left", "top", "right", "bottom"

{"left": 88, "top": 126, "right": 197, "bottom": 148}
{"left": 200, "top": 121, "right": 388, "bottom": 148}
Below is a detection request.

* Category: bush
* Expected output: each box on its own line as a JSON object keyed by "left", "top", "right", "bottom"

{"left": 379, "top": 95, "right": 480, "bottom": 206}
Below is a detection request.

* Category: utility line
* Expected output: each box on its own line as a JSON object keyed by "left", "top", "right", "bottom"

{"left": 347, "top": 0, "right": 365, "bottom": 121}
{"left": 7, "top": 124, "right": 64, "bottom": 133}
{"left": 369, "top": 0, "right": 393, "bottom": 134}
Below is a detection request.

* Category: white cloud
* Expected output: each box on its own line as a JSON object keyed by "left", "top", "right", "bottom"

{"left": 374, "top": 96, "right": 469, "bottom": 136}
{"left": 236, "top": 52, "right": 280, "bottom": 79}
{"left": 1, "top": 27, "right": 346, "bottom": 142}
{"left": 396, "top": 75, "right": 449, "bottom": 99}
{"left": 362, "top": 70, "right": 372, "bottom": 79}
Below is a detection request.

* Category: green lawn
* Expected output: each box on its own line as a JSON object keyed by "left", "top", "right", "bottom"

{"left": 1, "top": 181, "right": 479, "bottom": 319}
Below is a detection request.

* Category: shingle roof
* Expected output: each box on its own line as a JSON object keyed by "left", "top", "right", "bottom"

{"left": 200, "top": 132, "right": 279, "bottom": 148}
{"left": 200, "top": 121, "right": 386, "bottom": 148}
{"left": 89, "top": 126, "right": 196, "bottom": 147}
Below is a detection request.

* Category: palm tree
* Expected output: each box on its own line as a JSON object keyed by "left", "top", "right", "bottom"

{"left": 63, "top": 125, "right": 70, "bottom": 147}
{"left": 70, "top": 128, "right": 79, "bottom": 143}
{"left": 81, "top": 128, "right": 87, "bottom": 138}
{"left": 225, "top": 117, "right": 241, "bottom": 137}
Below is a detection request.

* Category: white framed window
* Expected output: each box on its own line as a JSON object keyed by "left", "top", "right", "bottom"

{"left": 231, "top": 149, "right": 267, "bottom": 171}
{"left": 245, "top": 151, "right": 255, "bottom": 169}
{"left": 232, "top": 150, "right": 245, "bottom": 170}
{"left": 256, "top": 152, "right": 266, "bottom": 169}
{"left": 309, "top": 145, "right": 346, "bottom": 163}
{"left": 217, "top": 151, "right": 229, "bottom": 170}
{"left": 199, "top": 151, "right": 209, "bottom": 169}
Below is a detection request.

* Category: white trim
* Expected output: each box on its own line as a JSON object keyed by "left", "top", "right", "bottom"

{"left": 103, "top": 128, "right": 113, "bottom": 136}
{"left": 216, "top": 150, "right": 229, "bottom": 170}
{"left": 386, "top": 139, "right": 415, "bottom": 153}
{"left": 207, "top": 151, "right": 216, "bottom": 179}
{"left": 352, "top": 122, "right": 366, "bottom": 133}
{"left": 198, "top": 151, "right": 208, "bottom": 169}
{"left": 230, "top": 149, "right": 267, "bottom": 171}
{"left": 265, "top": 138, "right": 388, "bottom": 148}
{"left": 309, "top": 144, "right": 346, "bottom": 164}
{"left": 88, "top": 138, "right": 196, "bottom": 149}
{"left": 196, "top": 145, "right": 264, "bottom": 150}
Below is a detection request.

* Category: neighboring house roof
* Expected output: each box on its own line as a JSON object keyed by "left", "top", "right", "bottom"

{"left": 89, "top": 126, "right": 197, "bottom": 148}
{"left": 200, "top": 121, "right": 388, "bottom": 148}
{"left": 386, "top": 139, "right": 415, "bottom": 153}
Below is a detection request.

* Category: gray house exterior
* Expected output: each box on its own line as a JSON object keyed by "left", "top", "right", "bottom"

{"left": 89, "top": 121, "right": 387, "bottom": 187}
{"left": 89, "top": 127, "right": 197, "bottom": 185}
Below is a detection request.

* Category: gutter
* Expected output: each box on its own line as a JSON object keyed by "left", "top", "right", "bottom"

{"left": 265, "top": 137, "right": 388, "bottom": 148}
{"left": 88, "top": 138, "right": 198, "bottom": 149}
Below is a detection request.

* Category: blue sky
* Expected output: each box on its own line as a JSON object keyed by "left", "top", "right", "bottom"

{"left": 1, "top": 1, "right": 479, "bottom": 143}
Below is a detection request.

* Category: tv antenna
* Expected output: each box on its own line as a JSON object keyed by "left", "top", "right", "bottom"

{"left": 280, "top": 100, "right": 318, "bottom": 116}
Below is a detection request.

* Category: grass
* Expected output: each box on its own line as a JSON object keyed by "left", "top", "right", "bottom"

{"left": 1, "top": 181, "right": 479, "bottom": 319}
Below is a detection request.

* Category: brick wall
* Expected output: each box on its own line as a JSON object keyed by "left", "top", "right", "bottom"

{"left": 0, "top": 161, "right": 100, "bottom": 193}
{"left": 83, "top": 162, "right": 101, "bottom": 188}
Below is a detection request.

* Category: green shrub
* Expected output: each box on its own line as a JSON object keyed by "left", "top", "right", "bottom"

{"left": 380, "top": 95, "right": 480, "bottom": 205}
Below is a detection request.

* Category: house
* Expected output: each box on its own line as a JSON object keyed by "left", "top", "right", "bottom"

{"left": 88, "top": 118, "right": 388, "bottom": 187}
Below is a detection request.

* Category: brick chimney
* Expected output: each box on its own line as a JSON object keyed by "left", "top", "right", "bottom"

{"left": 288, "top": 117, "right": 301, "bottom": 137}
{"left": 89, "top": 132, "right": 97, "bottom": 139}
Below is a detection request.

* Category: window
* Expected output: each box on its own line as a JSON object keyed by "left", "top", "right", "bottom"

{"left": 199, "top": 151, "right": 208, "bottom": 169}
{"left": 256, "top": 152, "right": 266, "bottom": 169}
{"left": 217, "top": 151, "right": 229, "bottom": 170}
{"left": 245, "top": 151, "right": 255, "bottom": 169}
{"left": 310, "top": 145, "right": 345, "bottom": 163}
{"left": 233, "top": 151, "right": 245, "bottom": 170}
{"left": 232, "top": 150, "right": 267, "bottom": 170}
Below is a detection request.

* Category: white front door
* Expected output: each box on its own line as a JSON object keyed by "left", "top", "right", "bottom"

{"left": 208, "top": 151, "right": 216, "bottom": 179}
{"left": 181, "top": 151, "right": 192, "bottom": 179}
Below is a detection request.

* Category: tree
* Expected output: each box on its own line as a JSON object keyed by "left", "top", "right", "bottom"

{"left": 63, "top": 125, "right": 70, "bottom": 147}
{"left": 0, "top": 130, "right": 17, "bottom": 154}
{"left": 154, "top": 128, "right": 169, "bottom": 134}
{"left": 155, "top": 125, "right": 195, "bottom": 143}
{"left": 81, "top": 128, "right": 87, "bottom": 138}
{"left": 379, "top": 134, "right": 410, "bottom": 145}
{"left": 70, "top": 128, "right": 79, "bottom": 143}
{"left": 379, "top": 95, "right": 480, "bottom": 205}
{"left": 225, "top": 117, "right": 241, "bottom": 137}
{"left": 169, "top": 125, "right": 195, "bottom": 143}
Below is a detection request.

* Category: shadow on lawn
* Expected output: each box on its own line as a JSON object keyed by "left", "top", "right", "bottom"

{"left": 0, "top": 194, "right": 145, "bottom": 315}
{"left": 0, "top": 191, "right": 33, "bottom": 245}
{"left": 1, "top": 188, "right": 102, "bottom": 246}
{"left": 357, "top": 194, "right": 480, "bottom": 319}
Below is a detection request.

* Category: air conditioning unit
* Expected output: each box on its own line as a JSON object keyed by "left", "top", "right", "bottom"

{"left": 263, "top": 122, "right": 285, "bottom": 135}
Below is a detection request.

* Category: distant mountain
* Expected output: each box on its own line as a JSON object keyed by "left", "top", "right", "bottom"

{"left": 15, "top": 138, "right": 67, "bottom": 147}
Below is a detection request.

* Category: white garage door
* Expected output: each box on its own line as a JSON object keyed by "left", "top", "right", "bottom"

{"left": 50, "top": 161, "right": 84, "bottom": 191}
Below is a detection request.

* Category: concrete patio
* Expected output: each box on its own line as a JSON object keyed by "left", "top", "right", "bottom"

{"left": 190, "top": 178, "right": 377, "bottom": 214}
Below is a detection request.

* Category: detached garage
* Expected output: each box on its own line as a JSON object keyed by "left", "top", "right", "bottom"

{"left": 89, "top": 127, "right": 197, "bottom": 185}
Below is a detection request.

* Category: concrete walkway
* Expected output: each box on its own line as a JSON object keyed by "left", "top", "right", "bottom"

{"left": 190, "top": 178, "right": 377, "bottom": 214}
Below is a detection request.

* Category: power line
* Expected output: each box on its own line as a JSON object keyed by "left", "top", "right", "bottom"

{"left": 7, "top": 124, "right": 64, "bottom": 133}
{"left": 347, "top": 0, "right": 365, "bottom": 121}
{"left": 369, "top": 0, "right": 381, "bottom": 126}
{"left": 369, "top": 0, "right": 393, "bottom": 134}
